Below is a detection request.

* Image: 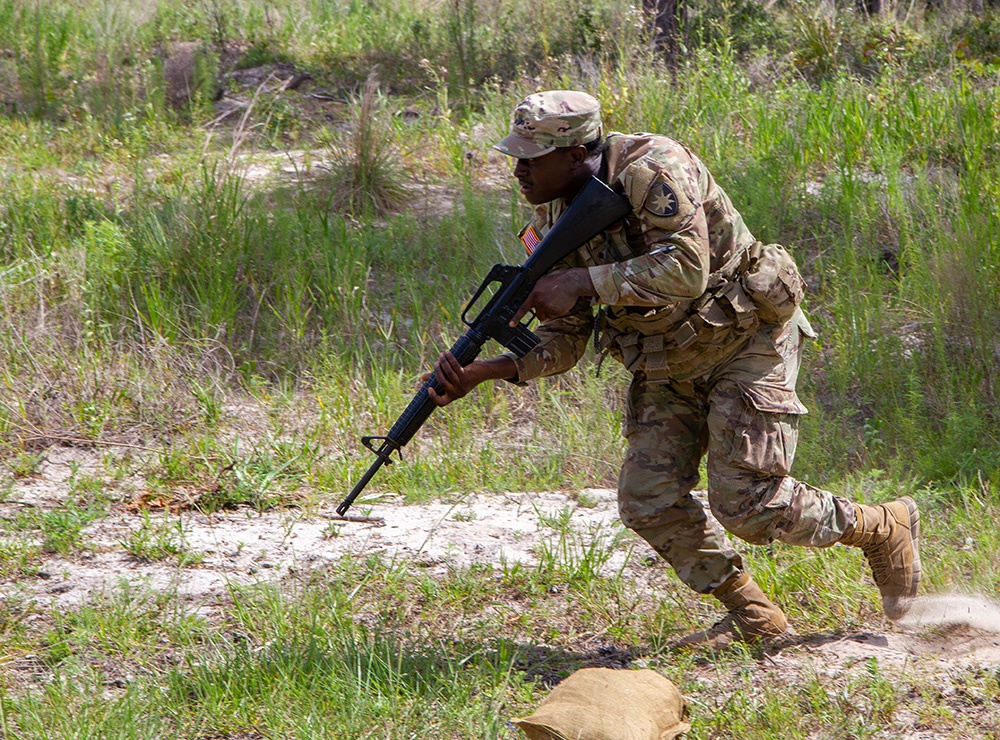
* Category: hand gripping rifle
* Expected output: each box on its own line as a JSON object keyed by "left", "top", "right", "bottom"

{"left": 337, "top": 177, "right": 631, "bottom": 516}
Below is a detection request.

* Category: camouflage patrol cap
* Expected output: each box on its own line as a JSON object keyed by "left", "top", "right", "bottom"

{"left": 493, "top": 90, "right": 603, "bottom": 159}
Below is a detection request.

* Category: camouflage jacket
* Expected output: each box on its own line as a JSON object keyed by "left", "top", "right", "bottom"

{"left": 511, "top": 132, "right": 762, "bottom": 384}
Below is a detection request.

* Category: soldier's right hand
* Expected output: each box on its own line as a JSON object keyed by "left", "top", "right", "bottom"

{"left": 509, "top": 267, "right": 597, "bottom": 326}
{"left": 424, "top": 353, "right": 519, "bottom": 407}
{"left": 425, "top": 351, "right": 479, "bottom": 407}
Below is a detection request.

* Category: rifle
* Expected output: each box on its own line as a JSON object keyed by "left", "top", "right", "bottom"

{"left": 337, "top": 177, "right": 632, "bottom": 516}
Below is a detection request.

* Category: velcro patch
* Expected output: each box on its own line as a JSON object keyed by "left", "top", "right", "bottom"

{"left": 520, "top": 225, "right": 541, "bottom": 255}
{"left": 644, "top": 181, "right": 680, "bottom": 217}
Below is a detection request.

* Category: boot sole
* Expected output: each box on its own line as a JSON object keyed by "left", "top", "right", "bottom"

{"left": 883, "top": 495, "right": 921, "bottom": 621}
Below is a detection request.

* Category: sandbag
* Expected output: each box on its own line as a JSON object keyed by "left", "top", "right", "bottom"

{"left": 510, "top": 667, "right": 691, "bottom": 740}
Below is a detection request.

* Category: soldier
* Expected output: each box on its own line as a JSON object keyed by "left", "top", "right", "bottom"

{"left": 425, "top": 90, "right": 920, "bottom": 647}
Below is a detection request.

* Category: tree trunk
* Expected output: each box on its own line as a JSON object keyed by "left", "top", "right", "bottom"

{"left": 856, "top": 0, "right": 885, "bottom": 16}
{"left": 644, "top": 0, "right": 680, "bottom": 65}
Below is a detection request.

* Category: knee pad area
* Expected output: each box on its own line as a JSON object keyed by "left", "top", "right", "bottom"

{"left": 707, "top": 476, "right": 789, "bottom": 546}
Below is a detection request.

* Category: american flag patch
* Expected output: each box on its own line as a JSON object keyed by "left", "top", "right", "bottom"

{"left": 520, "top": 226, "right": 541, "bottom": 255}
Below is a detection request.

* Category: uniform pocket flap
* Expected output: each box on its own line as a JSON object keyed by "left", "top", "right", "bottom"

{"left": 642, "top": 333, "right": 665, "bottom": 353}
{"left": 697, "top": 299, "right": 731, "bottom": 327}
{"left": 737, "top": 382, "right": 808, "bottom": 415}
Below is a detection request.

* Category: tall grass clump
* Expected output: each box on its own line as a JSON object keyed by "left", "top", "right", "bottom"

{"left": 781, "top": 67, "right": 1000, "bottom": 485}
{"left": 0, "top": 0, "right": 166, "bottom": 129}
{"left": 303, "top": 0, "right": 648, "bottom": 103}
{"left": 321, "top": 73, "right": 407, "bottom": 218}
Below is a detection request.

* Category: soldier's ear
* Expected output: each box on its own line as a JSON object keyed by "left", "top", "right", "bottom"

{"left": 567, "top": 144, "right": 589, "bottom": 168}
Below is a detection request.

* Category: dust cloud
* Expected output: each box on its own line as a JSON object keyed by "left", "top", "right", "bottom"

{"left": 897, "top": 594, "right": 1000, "bottom": 632}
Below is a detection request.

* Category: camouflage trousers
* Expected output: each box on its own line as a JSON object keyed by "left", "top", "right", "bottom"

{"left": 617, "top": 311, "right": 855, "bottom": 594}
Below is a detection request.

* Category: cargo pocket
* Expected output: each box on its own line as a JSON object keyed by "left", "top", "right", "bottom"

{"left": 726, "top": 382, "right": 807, "bottom": 477}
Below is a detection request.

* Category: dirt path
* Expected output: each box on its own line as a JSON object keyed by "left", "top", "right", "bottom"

{"left": 4, "top": 447, "right": 1000, "bottom": 717}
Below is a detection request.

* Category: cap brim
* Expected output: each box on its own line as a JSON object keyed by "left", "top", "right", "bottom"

{"left": 492, "top": 133, "right": 556, "bottom": 159}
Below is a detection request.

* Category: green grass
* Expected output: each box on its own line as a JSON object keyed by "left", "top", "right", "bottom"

{"left": 3, "top": 514, "right": 1000, "bottom": 738}
{"left": 4, "top": 34, "right": 998, "bottom": 485}
{"left": 4, "top": 498, "right": 104, "bottom": 556}
{"left": 119, "top": 510, "right": 204, "bottom": 566}
{"left": 2, "top": 0, "right": 1000, "bottom": 736}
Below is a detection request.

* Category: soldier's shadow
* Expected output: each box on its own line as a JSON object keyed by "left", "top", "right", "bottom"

{"left": 792, "top": 631, "right": 891, "bottom": 651}
{"left": 509, "top": 641, "right": 638, "bottom": 686}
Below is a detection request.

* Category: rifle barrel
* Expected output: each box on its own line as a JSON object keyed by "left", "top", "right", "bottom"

{"left": 337, "top": 441, "right": 397, "bottom": 516}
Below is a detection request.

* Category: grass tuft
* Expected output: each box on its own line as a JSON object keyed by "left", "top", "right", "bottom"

{"left": 321, "top": 72, "right": 407, "bottom": 218}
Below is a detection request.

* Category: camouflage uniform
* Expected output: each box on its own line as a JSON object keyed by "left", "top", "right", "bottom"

{"left": 499, "top": 102, "right": 855, "bottom": 594}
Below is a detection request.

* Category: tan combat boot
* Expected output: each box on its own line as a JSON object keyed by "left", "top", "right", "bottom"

{"left": 840, "top": 496, "right": 921, "bottom": 621}
{"left": 675, "top": 572, "right": 791, "bottom": 649}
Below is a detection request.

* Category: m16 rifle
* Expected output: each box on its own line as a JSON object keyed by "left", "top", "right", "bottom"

{"left": 337, "top": 177, "right": 631, "bottom": 516}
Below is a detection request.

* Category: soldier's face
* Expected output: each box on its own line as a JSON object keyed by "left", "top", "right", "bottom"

{"left": 512, "top": 149, "right": 580, "bottom": 205}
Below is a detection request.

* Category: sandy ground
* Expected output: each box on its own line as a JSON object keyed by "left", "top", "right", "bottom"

{"left": 2, "top": 450, "right": 632, "bottom": 613}
{"left": 4, "top": 446, "right": 1000, "bottom": 726}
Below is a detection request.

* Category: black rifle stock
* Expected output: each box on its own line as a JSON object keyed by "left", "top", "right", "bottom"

{"left": 337, "top": 177, "right": 631, "bottom": 516}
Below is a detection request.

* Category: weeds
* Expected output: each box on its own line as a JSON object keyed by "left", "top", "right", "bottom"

{"left": 120, "top": 510, "right": 203, "bottom": 566}
{"left": 0, "top": 539, "right": 41, "bottom": 578}
{"left": 3, "top": 499, "right": 105, "bottom": 556}
{"left": 1, "top": 1, "right": 1000, "bottom": 737}
{"left": 6, "top": 451, "right": 44, "bottom": 479}
{"left": 141, "top": 434, "right": 315, "bottom": 513}
{"left": 321, "top": 72, "right": 407, "bottom": 218}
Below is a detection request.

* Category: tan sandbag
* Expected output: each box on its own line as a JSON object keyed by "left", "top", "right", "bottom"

{"left": 510, "top": 667, "right": 691, "bottom": 740}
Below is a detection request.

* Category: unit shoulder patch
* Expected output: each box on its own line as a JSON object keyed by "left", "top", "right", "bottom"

{"left": 644, "top": 181, "right": 680, "bottom": 217}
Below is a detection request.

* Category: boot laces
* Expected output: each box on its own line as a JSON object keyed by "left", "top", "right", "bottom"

{"left": 863, "top": 549, "right": 892, "bottom": 586}
{"left": 706, "top": 615, "right": 736, "bottom": 636}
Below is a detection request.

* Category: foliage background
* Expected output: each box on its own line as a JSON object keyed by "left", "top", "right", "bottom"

{"left": 2, "top": 1, "right": 1000, "bottom": 738}
{"left": 2, "top": 0, "right": 999, "bottom": 493}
